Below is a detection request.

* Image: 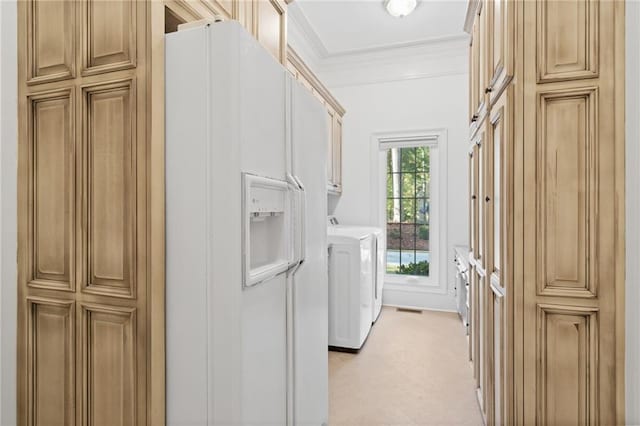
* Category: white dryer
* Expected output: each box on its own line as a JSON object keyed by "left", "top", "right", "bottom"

{"left": 327, "top": 227, "right": 374, "bottom": 351}
{"left": 328, "top": 219, "right": 385, "bottom": 323}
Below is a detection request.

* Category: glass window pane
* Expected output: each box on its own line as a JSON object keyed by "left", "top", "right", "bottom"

{"left": 401, "top": 199, "right": 415, "bottom": 222}
{"left": 401, "top": 173, "right": 415, "bottom": 198}
{"left": 386, "top": 224, "right": 401, "bottom": 274}
{"left": 401, "top": 147, "right": 416, "bottom": 172}
{"left": 416, "top": 199, "right": 429, "bottom": 224}
{"left": 416, "top": 224, "right": 429, "bottom": 250}
{"left": 416, "top": 173, "right": 430, "bottom": 198}
{"left": 387, "top": 173, "right": 401, "bottom": 199}
{"left": 415, "top": 146, "right": 429, "bottom": 171}
{"left": 400, "top": 224, "right": 416, "bottom": 251}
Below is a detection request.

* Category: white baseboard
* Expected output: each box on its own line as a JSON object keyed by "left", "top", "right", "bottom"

{"left": 382, "top": 288, "right": 457, "bottom": 312}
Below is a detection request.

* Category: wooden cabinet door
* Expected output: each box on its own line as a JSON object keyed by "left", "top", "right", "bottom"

{"left": 522, "top": 1, "right": 624, "bottom": 424}
{"left": 488, "top": 86, "right": 512, "bottom": 284}
{"left": 332, "top": 116, "right": 343, "bottom": 193}
{"left": 491, "top": 285, "right": 505, "bottom": 426}
{"left": 475, "top": 124, "right": 486, "bottom": 270}
{"left": 326, "top": 108, "right": 335, "bottom": 191}
{"left": 256, "top": 0, "right": 286, "bottom": 63}
{"left": 18, "top": 1, "right": 154, "bottom": 424}
{"left": 487, "top": 86, "right": 512, "bottom": 426}
{"left": 487, "top": 0, "right": 514, "bottom": 103}
{"left": 470, "top": 17, "right": 480, "bottom": 124}
{"left": 476, "top": 0, "right": 487, "bottom": 120}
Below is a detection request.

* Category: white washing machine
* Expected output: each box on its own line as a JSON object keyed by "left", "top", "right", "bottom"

{"left": 327, "top": 227, "right": 374, "bottom": 351}
{"left": 328, "top": 218, "right": 385, "bottom": 323}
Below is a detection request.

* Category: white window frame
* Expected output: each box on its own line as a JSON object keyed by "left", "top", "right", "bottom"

{"left": 370, "top": 129, "right": 449, "bottom": 295}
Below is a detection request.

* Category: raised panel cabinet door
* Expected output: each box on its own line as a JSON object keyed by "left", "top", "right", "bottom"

{"left": 27, "top": 89, "right": 75, "bottom": 292}
{"left": 470, "top": 266, "right": 480, "bottom": 385}
{"left": 256, "top": 0, "right": 286, "bottom": 63}
{"left": 82, "top": 0, "right": 137, "bottom": 75}
{"left": 332, "top": 116, "right": 343, "bottom": 193}
{"left": 536, "top": 305, "right": 597, "bottom": 425}
{"left": 326, "top": 108, "right": 335, "bottom": 191}
{"left": 238, "top": 0, "right": 256, "bottom": 35}
{"left": 26, "top": 0, "right": 75, "bottom": 84}
{"left": 537, "top": 0, "right": 598, "bottom": 82}
{"left": 81, "top": 304, "right": 137, "bottom": 426}
{"left": 82, "top": 80, "right": 136, "bottom": 299}
{"left": 469, "top": 148, "right": 476, "bottom": 257}
{"left": 475, "top": 124, "right": 486, "bottom": 269}
{"left": 476, "top": 271, "right": 487, "bottom": 421}
{"left": 536, "top": 88, "right": 596, "bottom": 298}
{"left": 476, "top": 0, "right": 488, "bottom": 119}
{"left": 492, "top": 287, "right": 505, "bottom": 426}
{"left": 487, "top": 0, "right": 514, "bottom": 102}
{"left": 488, "top": 86, "right": 513, "bottom": 282}
{"left": 471, "top": 18, "right": 480, "bottom": 121}
{"left": 27, "top": 298, "right": 75, "bottom": 426}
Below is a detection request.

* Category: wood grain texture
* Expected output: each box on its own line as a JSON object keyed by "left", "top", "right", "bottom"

{"left": 536, "top": 88, "right": 597, "bottom": 298}
{"left": 256, "top": 0, "right": 286, "bottom": 63}
{"left": 82, "top": 0, "right": 137, "bottom": 75}
{"left": 27, "top": 89, "right": 75, "bottom": 292}
{"left": 537, "top": 0, "right": 599, "bottom": 82}
{"left": 467, "top": 0, "right": 623, "bottom": 423}
{"left": 27, "top": 298, "right": 75, "bottom": 426}
{"left": 26, "top": 0, "right": 75, "bottom": 84}
{"left": 81, "top": 304, "right": 136, "bottom": 426}
{"left": 18, "top": 1, "right": 154, "bottom": 425}
{"left": 82, "top": 80, "right": 136, "bottom": 299}
{"left": 536, "top": 305, "right": 598, "bottom": 425}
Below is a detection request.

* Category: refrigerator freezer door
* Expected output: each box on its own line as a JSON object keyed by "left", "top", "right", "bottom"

{"left": 166, "top": 21, "right": 290, "bottom": 426}
{"left": 289, "top": 77, "right": 330, "bottom": 425}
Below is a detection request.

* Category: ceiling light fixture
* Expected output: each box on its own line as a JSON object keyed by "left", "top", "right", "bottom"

{"left": 384, "top": 0, "right": 418, "bottom": 18}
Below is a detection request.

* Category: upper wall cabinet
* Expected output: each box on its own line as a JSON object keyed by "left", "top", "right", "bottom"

{"left": 286, "top": 47, "right": 346, "bottom": 194}
{"left": 256, "top": 0, "right": 287, "bottom": 63}
{"left": 164, "top": 0, "right": 288, "bottom": 64}
{"left": 487, "top": 0, "right": 514, "bottom": 104}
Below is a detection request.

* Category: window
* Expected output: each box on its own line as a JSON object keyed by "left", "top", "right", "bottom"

{"left": 385, "top": 146, "right": 431, "bottom": 277}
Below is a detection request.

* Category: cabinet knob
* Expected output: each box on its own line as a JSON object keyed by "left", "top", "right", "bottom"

{"left": 485, "top": 87, "right": 493, "bottom": 94}
{"left": 472, "top": 195, "right": 477, "bottom": 200}
{"left": 485, "top": 196, "right": 491, "bottom": 202}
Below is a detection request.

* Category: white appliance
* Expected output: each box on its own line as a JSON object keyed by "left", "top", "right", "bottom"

{"left": 327, "top": 227, "right": 374, "bottom": 351}
{"left": 166, "top": 21, "right": 328, "bottom": 426}
{"left": 328, "top": 218, "right": 385, "bottom": 323}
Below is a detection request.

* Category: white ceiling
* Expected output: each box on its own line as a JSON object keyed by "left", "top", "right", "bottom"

{"left": 290, "top": 0, "right": 469, "bottom": 56}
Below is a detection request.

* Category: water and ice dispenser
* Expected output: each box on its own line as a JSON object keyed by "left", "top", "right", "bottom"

{"left": 242, "top": 173, "right": 293, "bottom": 287}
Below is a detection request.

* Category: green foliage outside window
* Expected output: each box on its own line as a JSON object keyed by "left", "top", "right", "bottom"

{"left": 397, "top": 260, "right": 430, "bottom": 276}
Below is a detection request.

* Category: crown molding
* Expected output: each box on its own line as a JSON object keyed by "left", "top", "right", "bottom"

{"left": 287, "top": 3, "right": 469, "bottom": 88}
{"left": 287, "top": 4, "right": 329, "bottom": 59}
{"left": 322, "top": 33, "right": 469, "bottom": 59}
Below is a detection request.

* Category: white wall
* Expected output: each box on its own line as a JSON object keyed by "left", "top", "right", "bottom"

{"left": 626, "top": 0, "right": 640, "bottom": 422}
{"left": 0, "top": 1, "right": 17, "bottom": 424}
{"left": 329, "top": 73, "right": 469, "bottom": 311}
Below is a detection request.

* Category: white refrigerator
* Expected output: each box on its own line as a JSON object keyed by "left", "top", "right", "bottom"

{"left": 165, "top": 21, "right": 329, "bottom": 426}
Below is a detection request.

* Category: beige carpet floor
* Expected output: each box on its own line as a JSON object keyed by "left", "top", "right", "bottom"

{"left": 329, "top": 307, "right": 483, "bottom": 425}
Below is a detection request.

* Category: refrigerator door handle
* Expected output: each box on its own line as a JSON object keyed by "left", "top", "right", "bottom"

{"left": 286, "top": 174, "right": 303, "bottom": 273}
{"left": 292, "top": 175, "right": 307, "bottom": 268}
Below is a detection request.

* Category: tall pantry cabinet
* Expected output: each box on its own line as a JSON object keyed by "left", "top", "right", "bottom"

{"left": 464, "top": 0, "right": 625, "bottom": 424}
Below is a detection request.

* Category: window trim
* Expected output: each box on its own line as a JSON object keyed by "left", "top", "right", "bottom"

{"left": 370, "top": 129, "right": 449, "bottom": 295}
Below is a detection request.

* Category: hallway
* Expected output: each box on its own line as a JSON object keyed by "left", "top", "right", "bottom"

{"left": 329, "top": 307, "right": 482, "bottom": 425}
